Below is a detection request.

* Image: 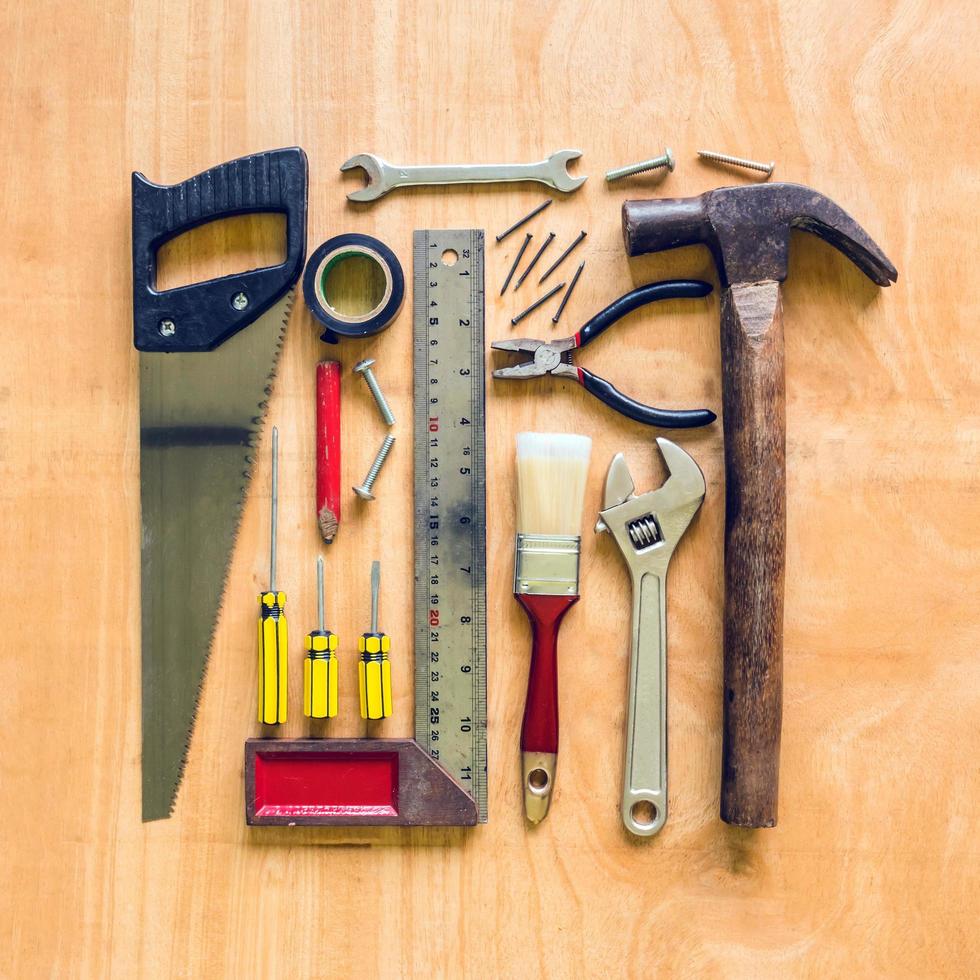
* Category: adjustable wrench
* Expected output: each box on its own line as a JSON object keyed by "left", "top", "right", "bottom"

{"left": 340, "top": 150, "right": 587, "bottom": 202}
{"left": 595, "top": 438, "right": 705, "bottom": 837}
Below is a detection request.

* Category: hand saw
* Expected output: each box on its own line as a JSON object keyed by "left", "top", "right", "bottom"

{"left": 133, "top": 148, "right": 308, "bottom": 821}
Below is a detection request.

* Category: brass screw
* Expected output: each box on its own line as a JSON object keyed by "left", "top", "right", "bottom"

{"left": 697, "top": 150, "right": 775, "bottom": 179}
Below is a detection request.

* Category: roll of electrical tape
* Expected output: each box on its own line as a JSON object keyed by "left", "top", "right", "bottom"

{"left": 303, "top": 233, "right": 405, "bottom": 344}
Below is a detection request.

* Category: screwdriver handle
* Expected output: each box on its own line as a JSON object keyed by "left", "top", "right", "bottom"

{"left": 258, "top": 591, "right": 287, "bottom": 724}
{"left": 304, "top": 629, "right": 338, "bottom": 719}
{"left": 358, "top": 633, "right": 392, "bottom": 720}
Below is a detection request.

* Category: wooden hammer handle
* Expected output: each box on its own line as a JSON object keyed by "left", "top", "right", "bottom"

{"left": 720, "top": 281, "right": 786, "bottom": 828}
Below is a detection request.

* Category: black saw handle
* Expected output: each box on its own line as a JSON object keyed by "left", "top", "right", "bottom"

{"left": 132, "top": 147, "right": 308, "bottom": 352}
{"left": 577, "top": 368, "right": 717, "bottom": 428}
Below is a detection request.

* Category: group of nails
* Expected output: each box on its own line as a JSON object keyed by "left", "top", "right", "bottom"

{"left": 498, "top": 147, "right": 775, "bottom": 327}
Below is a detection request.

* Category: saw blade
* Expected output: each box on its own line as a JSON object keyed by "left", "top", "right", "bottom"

{"left": 139, "top": 292, "right": 292, "bottom": 821}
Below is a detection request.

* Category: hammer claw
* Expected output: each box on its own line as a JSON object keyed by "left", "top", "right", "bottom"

{"left": 624, "top": 182, "right": 897, "bottom": 288}
{"left": 793, "top": 210, "right": 897, "bottom": 286}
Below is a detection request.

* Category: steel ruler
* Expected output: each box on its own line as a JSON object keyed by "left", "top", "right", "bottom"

{"left": 412, "top": 229, "right": 487, "bottom": 822}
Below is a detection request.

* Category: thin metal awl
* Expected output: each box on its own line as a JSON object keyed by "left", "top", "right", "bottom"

{"left": 270, "top": 426, "right": 279, "bottom": 591}
{"left": 317, "top": 555, "right": 325, "bottom": 632}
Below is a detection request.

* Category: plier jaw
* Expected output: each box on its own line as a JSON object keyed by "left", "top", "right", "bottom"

{"left": 490, "top": 337, "right": 577, "bottom": 380}
{"left": 491, "top": 280, "right": 717, "bottom": 429}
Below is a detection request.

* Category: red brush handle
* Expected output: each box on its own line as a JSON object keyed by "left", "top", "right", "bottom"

{"left": 516, "top": 593, "right": 579, "bottom": 753}
{"left": 315, "top": 361, "right": 342, "bottom": 543}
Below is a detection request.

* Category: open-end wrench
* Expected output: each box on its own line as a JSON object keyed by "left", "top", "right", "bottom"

{"left": 595, "top": 438, "right": 705, "bottom": 837}
{"left": 340, "top": 150, "right": 587, "bottom": 202}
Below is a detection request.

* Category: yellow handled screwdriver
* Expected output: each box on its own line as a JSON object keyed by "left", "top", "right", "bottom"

{"left": 358, "top": 560, "right": 392, "bottom": 719}
{"left": 257, "top": 426, "right": 287, "bottom": 725}
{"left": 304, "top": 555, "right": 338, "bottom": 719}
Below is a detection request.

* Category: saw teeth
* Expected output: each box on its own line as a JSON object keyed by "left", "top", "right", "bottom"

{"left": 140, "top": 289, "right": 295, "bottom": 820}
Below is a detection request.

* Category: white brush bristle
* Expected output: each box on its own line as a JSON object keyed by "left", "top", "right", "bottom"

{"left": 516, "top": 432, "right": 592, "bottom": 535}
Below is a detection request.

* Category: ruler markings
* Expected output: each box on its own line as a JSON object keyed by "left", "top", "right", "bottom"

{"left": 413, "top": 229, "right": 488, "bottom": 822}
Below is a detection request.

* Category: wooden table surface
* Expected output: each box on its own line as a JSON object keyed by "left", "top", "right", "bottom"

{"left": 2, "top": 1, "right": 978, "bottom": 977}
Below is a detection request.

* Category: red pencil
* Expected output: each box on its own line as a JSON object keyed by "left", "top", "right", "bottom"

{"left": 316, "top": 360, "right": 342, "bottom": 543}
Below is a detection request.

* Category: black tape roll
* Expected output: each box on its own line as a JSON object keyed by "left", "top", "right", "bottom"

{"left": 303, "top": 233, "right": 405, "bottom": 344}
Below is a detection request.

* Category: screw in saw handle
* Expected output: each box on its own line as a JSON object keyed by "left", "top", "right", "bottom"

{"left": 304, "top": 556, "right": 338, "bottom": 720}
{"left": 358, "top": 560, "right": 392, "bottom": 720}
{"left": 257, "top": 427, "right": 287, "bottom": 725}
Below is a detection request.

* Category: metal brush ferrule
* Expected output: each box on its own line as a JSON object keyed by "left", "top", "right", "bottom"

{"left": 513, "top": 534, "right": 581, "bottom": 596}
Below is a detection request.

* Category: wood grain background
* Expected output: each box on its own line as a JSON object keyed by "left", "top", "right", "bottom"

{"left": 2, "top": 1, "right": 978, "bottom": 977}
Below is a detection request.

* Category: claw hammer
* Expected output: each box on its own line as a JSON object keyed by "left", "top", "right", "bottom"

{"left": 623, "top": 183, "right": 897, "bottom": 827}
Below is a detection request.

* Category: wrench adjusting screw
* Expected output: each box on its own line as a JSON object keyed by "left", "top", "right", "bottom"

{"left": 605, "top": 148, "right": 675, "bottom": 182}
{"left": 353, "top": 434, "right": 396, "bottom": 502}
{"left": 353, "top": 358, "right": 396, "bottom": 426}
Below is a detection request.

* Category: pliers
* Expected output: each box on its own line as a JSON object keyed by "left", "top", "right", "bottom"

{"left": 491, "top": 280, "right": 717, "bottom": 428}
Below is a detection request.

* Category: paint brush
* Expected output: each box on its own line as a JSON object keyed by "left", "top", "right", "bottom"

{"left": 513, "top": 432, "right": 592, "bottom": 823}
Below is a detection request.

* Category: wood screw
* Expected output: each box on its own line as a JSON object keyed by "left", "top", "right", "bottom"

{"left": 697, "top": 150, "right": 775, "bottom": 179}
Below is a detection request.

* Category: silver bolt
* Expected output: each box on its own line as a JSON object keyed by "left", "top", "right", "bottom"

{"left": 605, "top": 148, "right": 675, "bottom": 182}
{"left": 353, "top": 358, "right": 396, "bottom": 426}
{"left": 353, "top": 435, "right": 396, "bottom": 501}
{"left": 159, "top": 319, "right": 176, "bottom": 337}
{"left": 232, "top": 291, "right": 249, "bottom": 310}
{"left": 697, "top": 150, "right": 774, "bottom": 179}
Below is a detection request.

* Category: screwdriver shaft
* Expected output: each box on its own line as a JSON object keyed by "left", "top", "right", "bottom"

{"left": 270, "top": 426, "right": 278, "bottom": 591}
{"left": 317, "top": 555, "right": 324, "bottom": 632}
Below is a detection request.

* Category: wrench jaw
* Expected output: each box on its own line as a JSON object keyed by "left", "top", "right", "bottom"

{"left": 340, "top": 153, "right": 389, "bottom": 202}
{"left": 601, "top": 453, "right": 636, "bottom": 511}
{"left": 596, "top": 439, "right": 705, "bottom": 571}
{"left": 547, "top": 149, "right": 588, "bottom": 194}
{"left": 656, "top": 437, "right": 707, "bottom": 514}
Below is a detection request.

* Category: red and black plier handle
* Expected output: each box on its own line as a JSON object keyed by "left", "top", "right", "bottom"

{"left": 492, "top": 280, "right": 716, "bottom": 429}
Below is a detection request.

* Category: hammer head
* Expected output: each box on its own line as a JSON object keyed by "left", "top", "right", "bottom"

{"left": 623, "top": 183, "right": 897, "bottom": 289}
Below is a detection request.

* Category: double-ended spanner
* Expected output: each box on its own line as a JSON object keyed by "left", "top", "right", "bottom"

{"left": 595, "top": 438, "right": 705, "bottom": 837}
{"left": 340, "top": 150, "right": 587, "bottom": 202}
